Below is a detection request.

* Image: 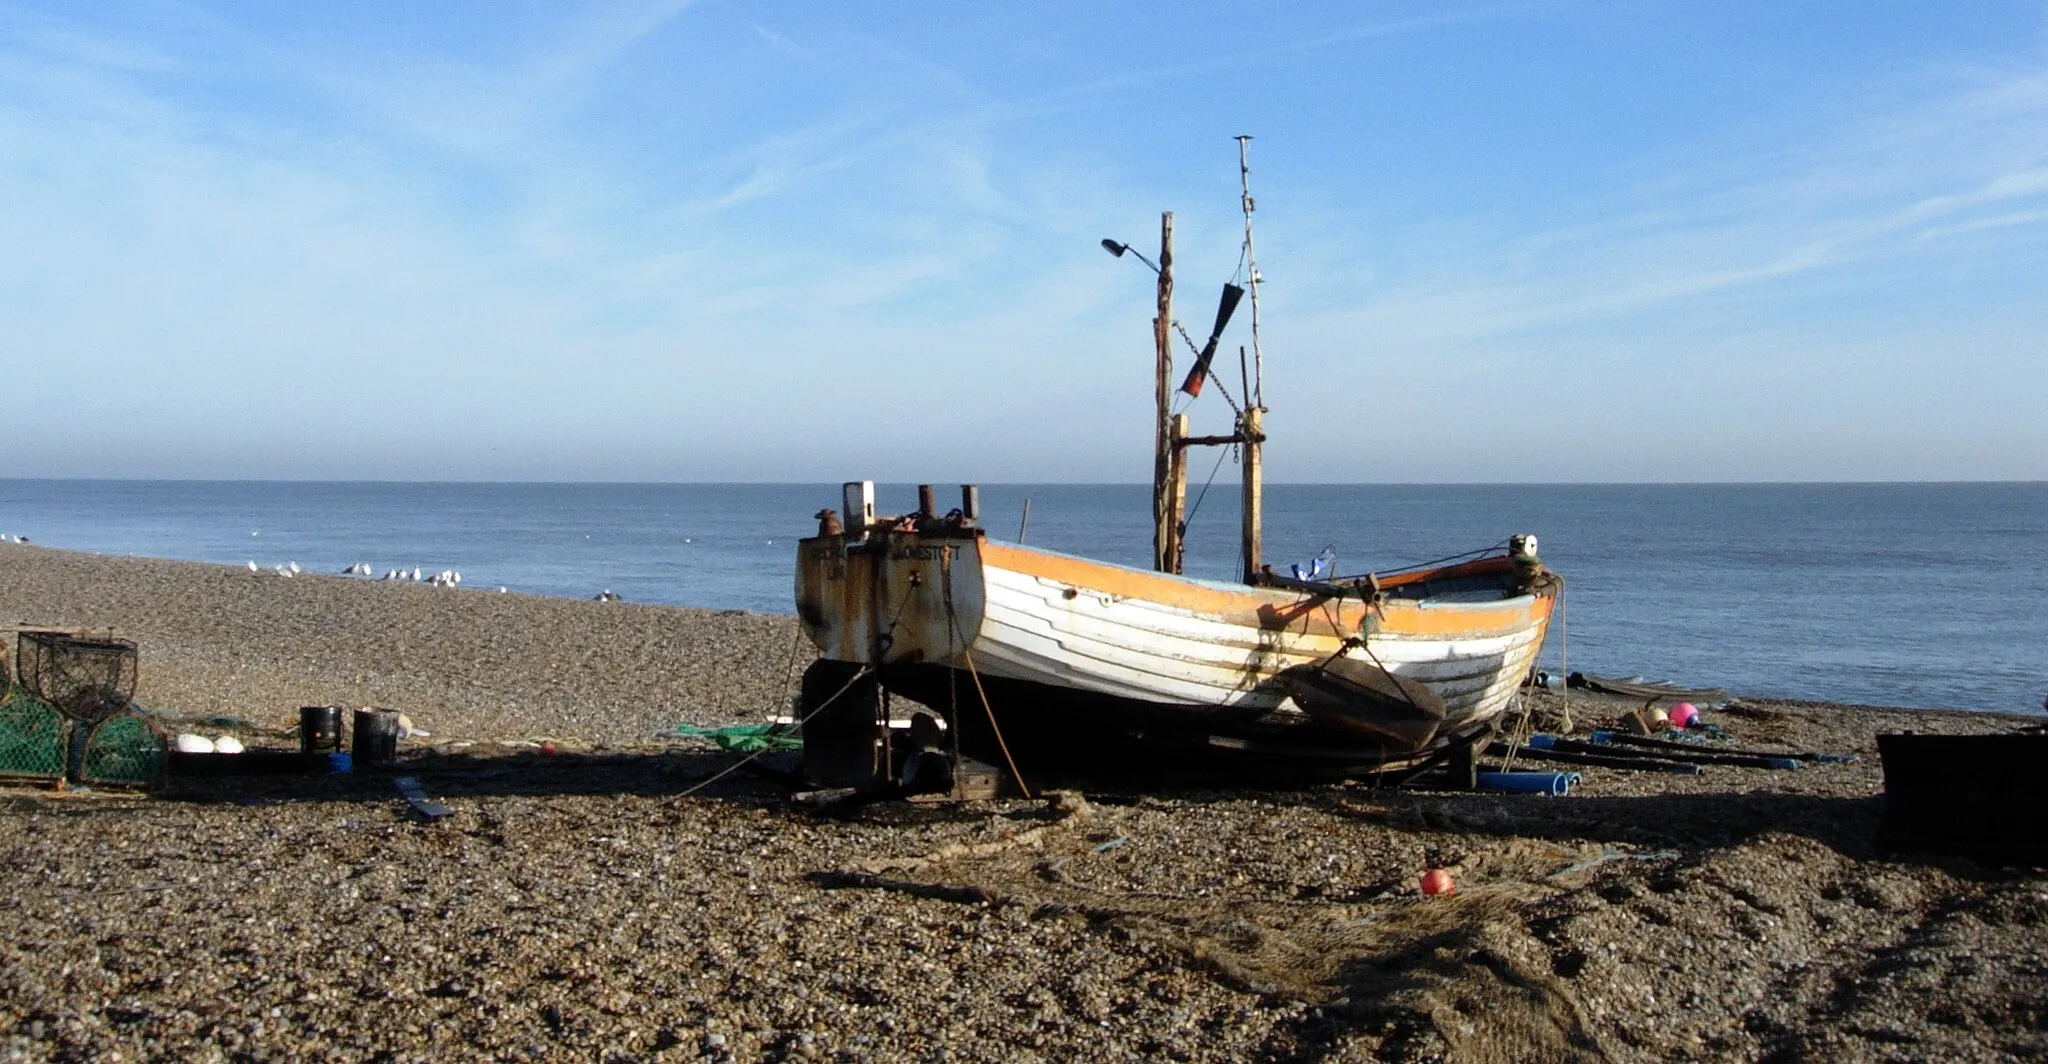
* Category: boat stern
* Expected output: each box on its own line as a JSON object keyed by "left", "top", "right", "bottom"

{"left": 794, "top": 485, "right": 988, "bottom": 667}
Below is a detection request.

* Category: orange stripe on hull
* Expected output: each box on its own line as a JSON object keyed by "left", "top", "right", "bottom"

{"left": 976, "top": 540, "right": 1553, "bottom": 641}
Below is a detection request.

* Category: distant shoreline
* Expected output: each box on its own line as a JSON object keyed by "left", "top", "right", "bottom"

{"left": 3, "top": 540, "right": 2034, "bottom": 731}
{"left": 5, "top": 476, "right": 2047, "bottom": 486}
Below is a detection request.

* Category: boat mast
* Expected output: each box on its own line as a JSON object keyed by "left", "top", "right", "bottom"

{"left": 1238, "top": 135, "right": 1265, "bottom": 409}
{"left": 1237, "top": 135, "right": 1265, "bottom": 583}
{"left": 1151, "top": 212, "right": 1177, "bottom": 574}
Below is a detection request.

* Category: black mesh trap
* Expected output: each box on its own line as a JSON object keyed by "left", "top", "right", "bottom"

{"left": 16, "top": 630, "right": 139, "bottom": 725}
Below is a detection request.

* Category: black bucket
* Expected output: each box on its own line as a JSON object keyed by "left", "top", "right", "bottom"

{"left": 299, "top": 705, "right": 344, "bottom": 754}
{"left": 352, "top": 709, "right": 400, "bottom": 768}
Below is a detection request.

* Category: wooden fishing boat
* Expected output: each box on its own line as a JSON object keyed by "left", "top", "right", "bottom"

{"left": 792, "top": 141, "right": 1559, "bottom": 788}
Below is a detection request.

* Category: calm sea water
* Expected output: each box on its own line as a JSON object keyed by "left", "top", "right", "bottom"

{"left": 1, "top": 480, "right": 2042, "bottom": 713}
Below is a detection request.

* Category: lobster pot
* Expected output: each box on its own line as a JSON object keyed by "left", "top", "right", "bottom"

{"left": 0, "top": 689, "right": 66, "bottom": 781}
{"left": 79, "top": 713, "right": 167, "bottom": 786}
{"left": 17, "top": 631, "right": 139, "bottom": 725}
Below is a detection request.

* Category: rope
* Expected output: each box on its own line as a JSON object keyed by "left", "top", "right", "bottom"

{"left": 679, "top": 555, "right": 922, "bottom": 800}
{"left": 1181, "top": 443, "right": 1234, "bottom": 535}
{"left": 1338, "top": 540, "right": 1510, "bottom": 582}
{"left": 1558, "top": 586, "right": 1571, "bottom": 732}
{"left": 962, "top": 649, "right": 1031, "bottom": 799}
{"left": 1501, "top": 583, "right": 1568, "bottom": 773}
{"left": 776, "top": 626, "right": 806, "bottom": 719}
{"left": 673, "top": 663, "right": 874, "bottom": 799}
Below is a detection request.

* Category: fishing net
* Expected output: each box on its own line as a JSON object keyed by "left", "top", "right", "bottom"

{"left": 79, "top": 712, "right": 167, "bottom": 785}
{"left": 17, "top": 631, "right": 138, "bottom": 725}
{"left": 0, "top": 688, "right": 67, "bottom": 781}
{"left": 818, "top": 794, "right": 1620, "bottom": 1061}
{"left": 673, "top": 722, "right": 803, "bottom": 753}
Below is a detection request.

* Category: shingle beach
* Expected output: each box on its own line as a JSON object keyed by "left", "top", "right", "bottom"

{"left": 3, "top": 540, "right": 2044, "bottom": 1062}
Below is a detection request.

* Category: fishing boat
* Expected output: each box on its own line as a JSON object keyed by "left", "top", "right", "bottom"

{"left": 792, "top": 140, "right": 1560, "bottom": 790}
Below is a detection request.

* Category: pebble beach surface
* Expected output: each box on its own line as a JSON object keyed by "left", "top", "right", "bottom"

{"left": 3, "top": 541, "right": 2046, "bottom": 1062}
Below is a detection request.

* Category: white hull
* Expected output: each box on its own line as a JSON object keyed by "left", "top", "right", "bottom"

{"left": 797, "top": 531, "right": 1557, "bottom": 761}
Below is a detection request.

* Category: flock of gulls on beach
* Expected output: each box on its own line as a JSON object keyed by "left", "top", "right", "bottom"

{"left": 6, "top": 526, "right": 647, "bottom": 602}
{"left": 241, "top": 558, "right": 630, "bottom": 601}
{"left": 244, "top": 559, "right": 495, "bottom": 591}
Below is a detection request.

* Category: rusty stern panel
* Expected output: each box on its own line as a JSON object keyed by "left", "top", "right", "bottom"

{"left": 795, "top": 533, "right": 987, "bottom": 665}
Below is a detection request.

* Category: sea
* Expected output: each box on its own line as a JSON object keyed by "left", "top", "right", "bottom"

{"left": 1, "top": 480, "right": 2042, "bottom": 714}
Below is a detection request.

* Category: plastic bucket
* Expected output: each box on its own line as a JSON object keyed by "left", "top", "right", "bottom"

{"left": 352, "top": 709, "right": 400, "bottom": 768}
{"left": 299, "top": 705, "right": 344, "bottom": 754}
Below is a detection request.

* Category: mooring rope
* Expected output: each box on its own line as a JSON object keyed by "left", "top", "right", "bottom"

{"left": 962, "top": 648, "right": 1032, "bottom": 800}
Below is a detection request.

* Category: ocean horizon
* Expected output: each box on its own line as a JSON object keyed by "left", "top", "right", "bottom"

{"left": 2, "top": 478, "right": 2042, "bottom": 715}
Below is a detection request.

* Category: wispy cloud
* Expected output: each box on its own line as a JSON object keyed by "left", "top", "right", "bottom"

{"left": 1285, "top": 58, "right": 2048, "bottom": 349}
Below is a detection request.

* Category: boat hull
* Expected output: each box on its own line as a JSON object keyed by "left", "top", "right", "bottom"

{"left": 795, "top": 530, "right": 1556, "bottom": 777}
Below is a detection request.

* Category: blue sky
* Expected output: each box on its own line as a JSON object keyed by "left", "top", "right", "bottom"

{"left": 2, "top": 1, "right": 2044, "bottom": 482}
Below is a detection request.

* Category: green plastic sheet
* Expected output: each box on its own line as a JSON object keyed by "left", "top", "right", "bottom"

{"left": 672, "top": 723, "right": 802, "bottom": 753}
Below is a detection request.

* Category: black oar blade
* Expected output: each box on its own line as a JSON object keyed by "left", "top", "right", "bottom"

{"left": 1178, "top": 283, "right": 1246, "bottom": 397}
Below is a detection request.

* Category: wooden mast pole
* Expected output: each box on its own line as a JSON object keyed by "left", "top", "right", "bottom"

{"left": 1152, "top": 212, "right": 1177, "bottom": 574}
{"left": 1240, "top": 405, "right": 1263, "bottom": 582}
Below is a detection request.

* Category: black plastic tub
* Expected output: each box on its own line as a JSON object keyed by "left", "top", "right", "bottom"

{"left": 1878, "top": 732, "right": 2048, "bottom": 863}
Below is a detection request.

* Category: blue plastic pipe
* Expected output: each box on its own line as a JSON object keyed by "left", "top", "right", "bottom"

{"left": 1476, "top": 770, "right": 1581, "bottom": 796}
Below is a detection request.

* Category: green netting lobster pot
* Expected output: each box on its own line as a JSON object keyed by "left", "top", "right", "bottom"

{"left": 79, "top": 712, "right": 167, "bottom": 786}
{"left": 0, "top": 690, "right": 67, "bottom": 781}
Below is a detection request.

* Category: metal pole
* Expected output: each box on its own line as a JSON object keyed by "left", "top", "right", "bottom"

{"left": 1237, "top": 136, "right": 1264, "bottom": 409}
{"left": 1236, "top": 136, "right": 1266, "bottom": 582}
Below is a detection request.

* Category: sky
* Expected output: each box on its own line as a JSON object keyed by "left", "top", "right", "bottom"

{"left": 2, "top": 1, "right": 2044, "bottom": 483}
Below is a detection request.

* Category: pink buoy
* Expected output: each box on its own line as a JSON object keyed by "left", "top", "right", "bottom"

{"left": 1671, "top": 702, "right": 1699, "bottom": 729}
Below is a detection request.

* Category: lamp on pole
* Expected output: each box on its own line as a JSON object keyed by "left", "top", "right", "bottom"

{"left": 1099, "top": 238, "right": 1161, "bottom": 275}
{"left": 1103, "top": 216, "right": 1178, "bottom": 573}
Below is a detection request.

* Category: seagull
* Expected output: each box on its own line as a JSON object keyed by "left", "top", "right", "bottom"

{"left": 287, "top": 561, "right": 300, "bottom": 574}
{"left": 248, "top": 561, "right": 260, "bottom": 572}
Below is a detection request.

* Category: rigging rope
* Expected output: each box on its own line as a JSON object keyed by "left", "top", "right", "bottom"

{"left": 1180, "top": 443, "right": 1235, "bottom": 535}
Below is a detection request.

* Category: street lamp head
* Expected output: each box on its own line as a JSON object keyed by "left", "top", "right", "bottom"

{"left": 1101, "top": 237, "right": 1160, "bottom": 275}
